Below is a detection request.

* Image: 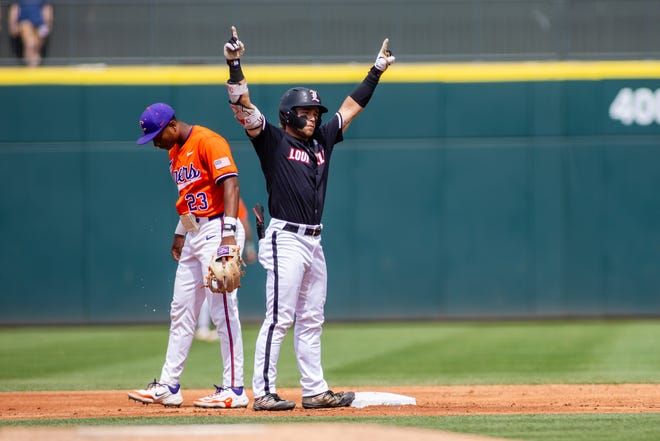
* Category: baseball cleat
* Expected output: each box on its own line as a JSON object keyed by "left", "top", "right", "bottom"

{"left": 194, "top": 385, "right": 249, "bottom": 408}
{"left": 128, "top": 379, "right": 183, "bottom": 407}
{"left": 253, "top": 393, "right": 296, "bottom": 411}
{"left": 302, "top": 390, "right": 355, "bottom": 409}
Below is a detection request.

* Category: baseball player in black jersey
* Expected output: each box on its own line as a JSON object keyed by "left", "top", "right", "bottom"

{"left": 223, "top": 26, "right": 395, "bottom": 411}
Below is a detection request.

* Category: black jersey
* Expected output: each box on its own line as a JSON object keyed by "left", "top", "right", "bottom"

{"left": 251, "top": 113, "right": 344, "bottom": 225}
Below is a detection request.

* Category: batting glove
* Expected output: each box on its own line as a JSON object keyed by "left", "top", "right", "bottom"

{"left": 224, "top": 26, "right": 245, "bottom": 61}
{"left": 374, "top": 38, "right": 395, "bottom": 72}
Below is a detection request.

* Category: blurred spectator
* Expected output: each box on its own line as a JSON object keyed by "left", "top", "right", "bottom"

{"left": 8, "top": 1, "right": 53, "bottom": 67}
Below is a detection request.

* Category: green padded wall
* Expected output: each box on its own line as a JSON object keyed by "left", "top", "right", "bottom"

{"left": 1, "top": 66, "right": 660, "bottom": 323}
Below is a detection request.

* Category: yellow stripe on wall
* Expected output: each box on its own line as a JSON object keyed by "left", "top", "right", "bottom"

{"left": 1, "top": 60, "right": 660, "bottom": 85}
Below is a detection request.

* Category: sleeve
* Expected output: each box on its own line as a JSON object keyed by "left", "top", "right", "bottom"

{"left": 202, "top": 134, "right": 238, "bottom": 183}
{"left": 317, "top": 113, "right": 344, "bottom": 151}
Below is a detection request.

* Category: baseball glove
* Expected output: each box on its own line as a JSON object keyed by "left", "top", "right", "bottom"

{"left": 206, "top": 245, "right": 245, "bottom": 294}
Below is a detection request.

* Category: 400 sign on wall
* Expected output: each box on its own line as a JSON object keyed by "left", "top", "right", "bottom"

{"left": 609, "top": 87, "right": 660, "bottom": 126}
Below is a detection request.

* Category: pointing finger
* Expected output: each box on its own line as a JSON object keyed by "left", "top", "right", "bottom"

{"left": 380, "top": 38, "right": 389, "bottom": 56}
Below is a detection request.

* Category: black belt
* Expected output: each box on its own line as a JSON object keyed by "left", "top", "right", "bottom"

{"left": 283, "top": 223, "right": 322, "bottom": 237}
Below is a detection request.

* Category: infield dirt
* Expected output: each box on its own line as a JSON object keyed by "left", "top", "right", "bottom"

{"left": 3, "top": 385, "right": 660, "bottom": 441}
{"left": 2, "top": 384, "right": 660, "bottom": 420}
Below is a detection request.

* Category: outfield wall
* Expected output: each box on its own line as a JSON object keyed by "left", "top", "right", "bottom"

{"left": 1, "top": 62, "right": 660, "bottom": 324}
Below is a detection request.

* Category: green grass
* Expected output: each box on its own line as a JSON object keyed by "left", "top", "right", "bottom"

{"left": 2, "top": 319, "right": 660, "bottom": 441}
{"left": 3, "top": 415, "right": 660, "bottom": 441}
{"left": 2, "top": 320, "right": 660, "bottom": 390}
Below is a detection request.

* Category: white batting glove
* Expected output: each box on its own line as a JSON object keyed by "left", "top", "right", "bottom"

{"left": 374, "top": 38, "right": 395, "bottom": 72}
{"left": 224, "top": 26, "right": 245, "bottom": 60}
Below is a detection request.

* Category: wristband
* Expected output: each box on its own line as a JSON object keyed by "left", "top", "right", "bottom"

{"left": 227, "top": 59, "right": 245, "bottom": 83}
{"left": 222, "top": 216, "right": 237, "bottom": 238}
{"left": 349, "top": 66, "right": 382, "bottom": 108}
{"left": 222, "top": 229, "right": 236, "bottom": 238}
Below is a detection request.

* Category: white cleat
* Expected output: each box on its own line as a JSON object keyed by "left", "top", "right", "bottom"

{"left": 194, "top": 385, "right": 249, "bottom": 408}
{"left": 128, "top": 379, "right": 183, "bottom": 408}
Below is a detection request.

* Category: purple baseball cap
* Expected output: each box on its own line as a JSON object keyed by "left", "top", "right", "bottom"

{"left": 136, "top": 102, "right": 175, "bottom": 145}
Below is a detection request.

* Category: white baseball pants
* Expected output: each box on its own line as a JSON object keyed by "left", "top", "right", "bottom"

{"left": 160, "top": 217, "right": 245, "bottom": 388}
{"left": 252, "top": 218, "right": 329, "bottom": 398}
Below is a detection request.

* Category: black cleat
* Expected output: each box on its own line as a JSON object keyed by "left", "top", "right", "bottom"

{"left": 302, "top": 390, "right": 355, "bottom": 409}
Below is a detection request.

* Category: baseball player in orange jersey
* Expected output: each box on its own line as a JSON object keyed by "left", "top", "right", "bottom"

{"left": 128, "top": 102, "right": 248, "bottom": 409}
{"left": 223, "top": 26, "right": 395, "bottom": 411}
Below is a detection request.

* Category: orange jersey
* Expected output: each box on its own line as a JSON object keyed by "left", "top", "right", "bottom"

{"left": 169, "top": 125, "right": 238, "bottom": 217}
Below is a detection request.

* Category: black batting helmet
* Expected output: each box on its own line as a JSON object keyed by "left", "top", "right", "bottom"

{"left": 278, "top": 87, "right": 328, "bottom": 129}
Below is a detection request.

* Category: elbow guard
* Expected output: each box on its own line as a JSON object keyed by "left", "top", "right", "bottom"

{"left": 227, "top": 80, "right": 263, "bottom": 130}
{"left": 230, "top": 102, "right": 264, "bottom": 130}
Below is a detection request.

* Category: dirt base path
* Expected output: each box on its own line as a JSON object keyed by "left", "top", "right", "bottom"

{"left": 3, "top": 385, "right": 660, "bottom": 441}
{"left": 2, "top": 384, "right": 660, "bottom": 421}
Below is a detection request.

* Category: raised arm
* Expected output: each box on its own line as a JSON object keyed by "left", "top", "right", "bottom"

{"left": 224, "top": 26, "right": 264, "bottom": 138}
{"left": 338, "top": 38, "right": 395, "bottom": 133}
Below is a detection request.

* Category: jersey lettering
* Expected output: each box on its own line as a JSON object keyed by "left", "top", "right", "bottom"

{"left": 172, "top": 163, "right": 202, "bottom": 186}
{"left": 287, "top": 147, "right": 310, "bottom": 164}
{"left": 314, "top": 150, "right": 325, "bottom": 165}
